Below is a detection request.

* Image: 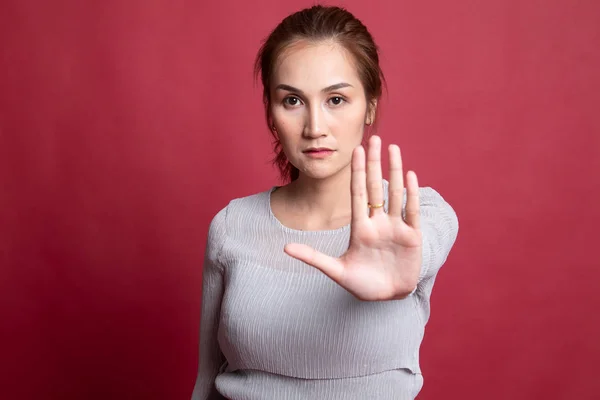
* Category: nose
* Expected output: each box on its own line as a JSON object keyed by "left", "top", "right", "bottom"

{"left": 303, "top": 103, "right": 327, "bottom": 138}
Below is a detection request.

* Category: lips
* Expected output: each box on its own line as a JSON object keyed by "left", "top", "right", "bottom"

{"left": 302, "top": 148, "right": 335, "bottom": 159}
{"left": 303, "top": 147, "right": 334, "bottom": 153}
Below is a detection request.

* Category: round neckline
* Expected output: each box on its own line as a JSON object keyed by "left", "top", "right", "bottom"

{"left": 266, "top": 186, "right": 351, "bottom": 235}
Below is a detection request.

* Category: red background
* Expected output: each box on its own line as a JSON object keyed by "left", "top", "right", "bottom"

{"left": 1, "top": 0, "right": 599, "bottom": 399}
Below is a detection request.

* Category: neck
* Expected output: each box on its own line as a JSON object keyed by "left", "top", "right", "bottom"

{"left": 285, "top": 166, "right": 352, "bottom": 225}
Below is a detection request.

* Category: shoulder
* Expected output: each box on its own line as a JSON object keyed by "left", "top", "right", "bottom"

{"left": 228, "top": 187, "right": 271, "bottom": 210}
{"left": 417, "top": 186, "right": 459, "bottom": 239}
{"left": 418, "top": 186, "right": 456, "bottom": 212}
{"left": 419, "top": 186, "right": 453, "bottom": 207}
{"left": 385, "top": 179, "right": 456, "bottom": 216}
{"left": 208, "top": 187, "right": 272, "bottom": 234}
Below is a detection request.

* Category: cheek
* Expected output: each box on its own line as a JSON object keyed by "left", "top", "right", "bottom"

{"left": 272, "top": 111, "right": 304, "bottom": 140}
{"left": 329, "top": 99, "right": 367, "bottom": 123}
{"left": 330, "top": 108, "right": 367, "bottom": 137}
{"left": 271, "top": 105, "right": 298, "bottom": 127}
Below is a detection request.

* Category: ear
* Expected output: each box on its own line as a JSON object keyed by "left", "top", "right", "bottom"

{"left": 267, "top": 113, "right": 279, "bottom": 138}
{"left": 366, "top": 99, "right": 378, "bottom": 125}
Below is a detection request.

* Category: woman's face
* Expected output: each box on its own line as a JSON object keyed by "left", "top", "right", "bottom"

{"left": 269, "top": 41, "right": 374, "bottom": 181}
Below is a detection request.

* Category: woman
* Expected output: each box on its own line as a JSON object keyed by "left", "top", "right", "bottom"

{"left": 192, "top": 5, "right": 458, "bottom": 400}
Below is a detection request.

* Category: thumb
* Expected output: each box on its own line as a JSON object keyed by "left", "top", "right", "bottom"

{"left": 284, "top": 243, "right": 344, "bottom": 282}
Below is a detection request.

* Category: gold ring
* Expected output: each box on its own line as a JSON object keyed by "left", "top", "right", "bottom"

{"left": 368, "top": 201, "right": 385, "bottom": 209}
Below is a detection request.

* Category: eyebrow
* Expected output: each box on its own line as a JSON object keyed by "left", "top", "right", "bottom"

{"left": 274, "top": 82, "right": 354, "bottom": 95}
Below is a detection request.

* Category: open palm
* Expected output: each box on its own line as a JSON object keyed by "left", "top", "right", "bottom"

{"left": 284, "top": 135, "right": 422, "bottom": 301}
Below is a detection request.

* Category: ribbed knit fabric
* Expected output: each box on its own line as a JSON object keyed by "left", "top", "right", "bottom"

{"left": 191, "top": 181, "right": 459, "bottom": 400}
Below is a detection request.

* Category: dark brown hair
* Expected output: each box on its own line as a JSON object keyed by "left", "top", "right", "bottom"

{"left": 254, "top": 5, "right": 386, "bottom": 182}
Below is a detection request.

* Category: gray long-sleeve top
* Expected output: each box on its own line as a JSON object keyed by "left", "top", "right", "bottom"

{"left": 191, "top": 182, "right": 459, "bottom": 399}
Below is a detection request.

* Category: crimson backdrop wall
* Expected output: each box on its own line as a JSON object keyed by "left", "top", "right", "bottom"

{"left": 1, "top": 0, "right": 599, "bottom": 399}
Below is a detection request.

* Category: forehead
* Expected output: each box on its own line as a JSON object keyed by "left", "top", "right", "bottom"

{"left": 272, "top": 41, "right": 362, "bottom": 89}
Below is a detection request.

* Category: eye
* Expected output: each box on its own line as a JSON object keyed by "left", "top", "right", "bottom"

{"left": 283, "top": 96, "right": 302, "bottom": 107}
{"left": 328, "top": 96, "right": 346, "bottom": 106}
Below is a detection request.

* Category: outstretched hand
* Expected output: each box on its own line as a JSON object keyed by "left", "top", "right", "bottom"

{"left": 284, "top": 135, "right": 422, "bottom": 301}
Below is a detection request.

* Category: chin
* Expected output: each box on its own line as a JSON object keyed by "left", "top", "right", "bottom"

{"left": 297, "top": 164, "right": 348, "bottom": 181}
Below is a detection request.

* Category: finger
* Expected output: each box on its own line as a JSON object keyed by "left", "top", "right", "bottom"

{"left": 366, "top": 135, "right": 384, "bottom": 216}
{"left": 284, "top": 243, "right": 345, "bottom": 282}
{"left": 404, "top": 171, "right": 420, "bottom": 229}
{"left": 388, "top": 144, "right": 404, "bottom": 218}
{"left": 351, "top": 145, "right": 369, "bottom": 223}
